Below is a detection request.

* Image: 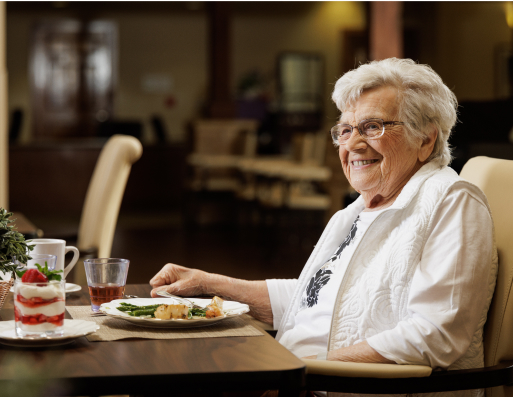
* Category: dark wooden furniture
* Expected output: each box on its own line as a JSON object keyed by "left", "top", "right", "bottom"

{"left": 9, "top": 141, "right": 186, "bottom": 220}
{"left": 30, "top": 20, "right": 117, "bottom": 139}
{"left": 10, "top": 211, "right": 43, "bottom": 239}
{"left": 0, "top": 284, "right": 305, "bottom": 396}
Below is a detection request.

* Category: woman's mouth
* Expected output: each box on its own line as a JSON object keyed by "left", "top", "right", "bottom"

{"left": 352, "top": 159, "right": 378, "bottom": 166}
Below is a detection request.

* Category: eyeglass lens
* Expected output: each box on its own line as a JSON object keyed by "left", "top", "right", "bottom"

{"left": 331, "top": 119, "right": 385, "bottom": 143}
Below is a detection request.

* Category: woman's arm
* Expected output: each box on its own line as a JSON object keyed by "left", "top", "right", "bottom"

{"left": 303, "top": 341, "right": 395, "bottom": 363}
{"left": 150, "top": 264, "right": 274, "bottom": 324}
{"left": 365, "top": 189, "right": 495, "bottom": 368}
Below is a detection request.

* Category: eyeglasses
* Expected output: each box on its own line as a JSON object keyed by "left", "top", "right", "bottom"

{"left": 330, "top": 118, "right": 405, "bottom": 145}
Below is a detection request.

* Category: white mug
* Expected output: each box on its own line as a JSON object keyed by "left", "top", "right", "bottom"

{"left": 28, "top": 239, "right": 80, "bottom": 278}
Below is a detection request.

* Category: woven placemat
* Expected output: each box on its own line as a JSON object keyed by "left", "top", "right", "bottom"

{"left": 66, "top": 305, "right": 263, "bottom": 342}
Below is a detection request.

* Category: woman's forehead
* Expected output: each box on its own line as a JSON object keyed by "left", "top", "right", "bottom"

{"left": 340, "top": 87, "right": 400, "bottom": 122}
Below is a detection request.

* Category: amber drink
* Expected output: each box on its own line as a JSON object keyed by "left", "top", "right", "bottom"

{"left": 88, "top": 283, "right": 126, "bottom": 310}
{"left": 84, "top": 258, "right": 129, "bottom": 312}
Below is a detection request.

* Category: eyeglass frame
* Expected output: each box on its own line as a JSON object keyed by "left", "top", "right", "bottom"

{"left": 330, "top": 118, "right": 405, "bottom": 145}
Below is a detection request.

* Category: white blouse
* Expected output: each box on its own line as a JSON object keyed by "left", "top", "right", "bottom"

{"left": 267, "top": 187, "right": 494, "bottom": 367}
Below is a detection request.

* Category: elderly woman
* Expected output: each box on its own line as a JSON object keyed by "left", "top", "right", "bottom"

{"left": 150, "top": 59, "right": 497, "bottom": 382}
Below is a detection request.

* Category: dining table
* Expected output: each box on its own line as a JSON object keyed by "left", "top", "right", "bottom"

{"left": 0, "top": 284, "right": 306, "bottom": 396}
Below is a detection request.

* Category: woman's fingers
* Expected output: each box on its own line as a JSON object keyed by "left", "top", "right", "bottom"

{"left": 150, "top": 263, "right": 182, "bottom": 287}
{"left": 149, "top": 264, "right": 208, "bottom": 296}
{"left": 150, "top": 285, "right": 172, "bottom": 298}
{"left": 150, "top": 278, "right": 203, "bottom": 298}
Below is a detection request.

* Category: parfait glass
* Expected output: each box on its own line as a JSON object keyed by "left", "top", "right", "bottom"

{"left": 14, "top": 278, "right": 66, "bottom": 337}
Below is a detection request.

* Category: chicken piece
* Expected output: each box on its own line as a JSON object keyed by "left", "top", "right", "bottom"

{"left": 205, "top": 296, "right": 224, "bottom": 318}
{"left": 154, "top": 304, "right": 189, "bottom": 320}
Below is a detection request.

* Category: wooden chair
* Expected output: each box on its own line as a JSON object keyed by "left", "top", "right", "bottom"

{"left": 71, "top": 135, "right": 143, "bottom": 285}
{"left": 302, "top": 156, "right": 513, "bottom": 396}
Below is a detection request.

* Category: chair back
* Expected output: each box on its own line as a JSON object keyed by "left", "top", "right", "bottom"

{"left": 77, "top": 134, "right": 143, "bottom": 261}
{"left": 192, "top": 119, "right": 258, "bottom": 157}
{"left": 460, "top": 156, "right": 513, "bottom": 370}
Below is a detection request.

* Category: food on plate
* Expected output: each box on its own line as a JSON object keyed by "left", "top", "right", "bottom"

{"left": 114, "top": 296, "right": 226, "bottom": 320}
{"left": 14, "top": 263, "right": 65, "bottom": 334}
{"left": 206, "top": 296, "right": 224, "bottom": 318}
{"left": 154, "top": 304, "right": 189, "bottom": 319}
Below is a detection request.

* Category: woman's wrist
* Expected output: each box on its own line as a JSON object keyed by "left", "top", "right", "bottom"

{"left": 207, "top": 272, "right": 239, "bottom": 299}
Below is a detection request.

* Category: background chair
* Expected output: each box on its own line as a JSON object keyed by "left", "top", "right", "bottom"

{"left": 302, "top": 156, "right": 513, "bottom": 396}
{"left": 70, "top": 134, "right": 143, "bottom": 285}
{"left": 237, "top": 131, "right": 331, "bottom": 209}
{"left": 187, "top": 119, "right": 259, "bottom": 192}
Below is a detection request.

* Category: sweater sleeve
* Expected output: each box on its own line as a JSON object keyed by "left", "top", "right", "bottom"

{"left": 266, "top": 279, "right": 298, "bottom": 330}
{"left": 366, "top": 188, "right": 496, "bottom": 369}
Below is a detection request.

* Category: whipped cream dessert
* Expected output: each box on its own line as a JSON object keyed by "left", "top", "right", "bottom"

{"left": 14, "top": 281, "right": 65, "bottom": 334}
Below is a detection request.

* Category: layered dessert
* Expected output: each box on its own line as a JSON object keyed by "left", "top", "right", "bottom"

{"left": 14, "top": 267, "right": 65, "bottom": 336}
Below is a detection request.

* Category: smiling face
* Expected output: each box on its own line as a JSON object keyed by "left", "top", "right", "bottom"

{"left": 339, "top": 86, "right": 428, "bottom": 210}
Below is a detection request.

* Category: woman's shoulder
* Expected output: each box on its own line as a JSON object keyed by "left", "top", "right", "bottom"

{"left": 429, "top": 165, "right": 489, "bottom": 204}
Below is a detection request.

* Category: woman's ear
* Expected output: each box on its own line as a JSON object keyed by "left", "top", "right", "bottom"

{"left": 418, "top": 125, "right": 438, "bottom": 163}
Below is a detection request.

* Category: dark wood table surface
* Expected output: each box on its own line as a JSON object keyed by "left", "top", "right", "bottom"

{"left": 0, "top": 284, "right": 305, "bottom": 396}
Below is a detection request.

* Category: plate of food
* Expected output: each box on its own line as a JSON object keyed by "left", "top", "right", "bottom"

{"left": 99, "top": 296, "right": 250, "bottom": 328}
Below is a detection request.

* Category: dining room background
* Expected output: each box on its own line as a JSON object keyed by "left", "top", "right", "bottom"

{"left": 4, "top": 1, "right": 513, "bottom": 286}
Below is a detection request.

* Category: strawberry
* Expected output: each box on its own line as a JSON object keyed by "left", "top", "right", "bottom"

{"left": 16, "top": 261, "right": 63, "bottom": 281}
{"left": 21, "top": 268, "right": 48, "bottom": 283}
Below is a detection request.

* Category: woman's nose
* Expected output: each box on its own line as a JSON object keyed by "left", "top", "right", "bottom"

{"left": 344, "top": 129, "right": 367, "bottom": 151}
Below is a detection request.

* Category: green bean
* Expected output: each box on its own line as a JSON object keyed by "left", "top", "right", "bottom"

{"left": 118, "top": 304, "right": 138, "bottom": 311}
{"left": 128, "top": 309, "right": 156, "bottom": 317}
{"left": 119, "top": 303, "right": 208, "bottom": 319}
{"left": 119, "top": 304, "right": 160, "bottom": 311}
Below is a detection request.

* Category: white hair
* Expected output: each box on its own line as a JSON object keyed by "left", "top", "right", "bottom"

{"left": 331, "top": 58, "right": 457, "bottom": 166}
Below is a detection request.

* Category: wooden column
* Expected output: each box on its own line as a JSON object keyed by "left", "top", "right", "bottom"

{"left": 369, "top": 2, "right": 403, "bottom": 61}
{"left": 0, "top": 2, "right": 8, "bottom": 209}
{"left": 206, "top": 2, "right": 235, "bottom": 118}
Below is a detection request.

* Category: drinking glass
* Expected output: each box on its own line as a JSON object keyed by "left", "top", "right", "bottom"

{"left": 14, "top": 278, "right": 65, "bottom": 337}
{"left": 25, "top": 254, "right": 57, "bottom": 271}
{"left": 84, "top": 258, "right": 130, "bottom": 312}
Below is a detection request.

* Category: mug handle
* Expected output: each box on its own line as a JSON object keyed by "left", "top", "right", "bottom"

{"left": 63, "top": 246, "right": 80, "bottom": 278}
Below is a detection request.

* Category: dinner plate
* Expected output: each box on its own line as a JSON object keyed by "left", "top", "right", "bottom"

{"left": 0, "top": 319, "right": 99, "bottom": 347}
{"left": 9, "top": 283, "right": 82, "bottom": 294}
{"left": 100, "top": 298, "right": 250, "bottom": 328}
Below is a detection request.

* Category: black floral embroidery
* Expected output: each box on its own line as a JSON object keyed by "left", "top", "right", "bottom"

{"left": 330, "top": 216, "right": 359, "bottom": 262}
{"left": 300, "top": 215, "right": 360, "bottom": 310}
{"left": 305, "top": 268, "right": 333, "bottom": 307}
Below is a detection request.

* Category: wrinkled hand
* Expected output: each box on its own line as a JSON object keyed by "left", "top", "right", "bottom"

{"left": 150, "top": 263, "right": 211, "bottom": 298}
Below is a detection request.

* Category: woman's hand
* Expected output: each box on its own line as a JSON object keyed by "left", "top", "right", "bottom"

{"left": 150, "top": 264, "right": 211, "bottom": 298}
{"left": 149, "top": 263, "right": 274, "bottom": 325}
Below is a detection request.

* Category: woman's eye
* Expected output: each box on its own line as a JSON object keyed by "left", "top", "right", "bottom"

{"left": 340, "top": 126, "right": 352, "bottom": 136}
{"left": 363, "top": 122, "right": 380, "bottom": 131}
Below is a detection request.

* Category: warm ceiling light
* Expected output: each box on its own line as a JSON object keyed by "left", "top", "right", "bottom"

{"left": 506, "top": 2, "right": 513, "bottom": 29}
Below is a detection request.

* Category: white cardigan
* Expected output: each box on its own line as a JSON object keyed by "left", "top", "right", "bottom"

{"left": 270, "top": 162, "right": 498, "bottom": 377}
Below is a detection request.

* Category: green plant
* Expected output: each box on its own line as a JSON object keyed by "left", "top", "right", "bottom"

{"left": 0, "top": 209, "right": 34, "bottom": 277}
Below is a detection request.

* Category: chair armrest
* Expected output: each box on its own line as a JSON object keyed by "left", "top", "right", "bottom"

{"left": 302, "top": 359, "right": 432, "bottom": 378}
{"left": 304, "top": 360, "right": 513, "bottom": 394}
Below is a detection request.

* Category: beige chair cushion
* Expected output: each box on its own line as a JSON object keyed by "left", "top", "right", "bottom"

{"left": 460, "top": 156, "right": 513, "bottom": 397}
{"left": 460, "top": 157, "right": 513, "bottom": 368}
